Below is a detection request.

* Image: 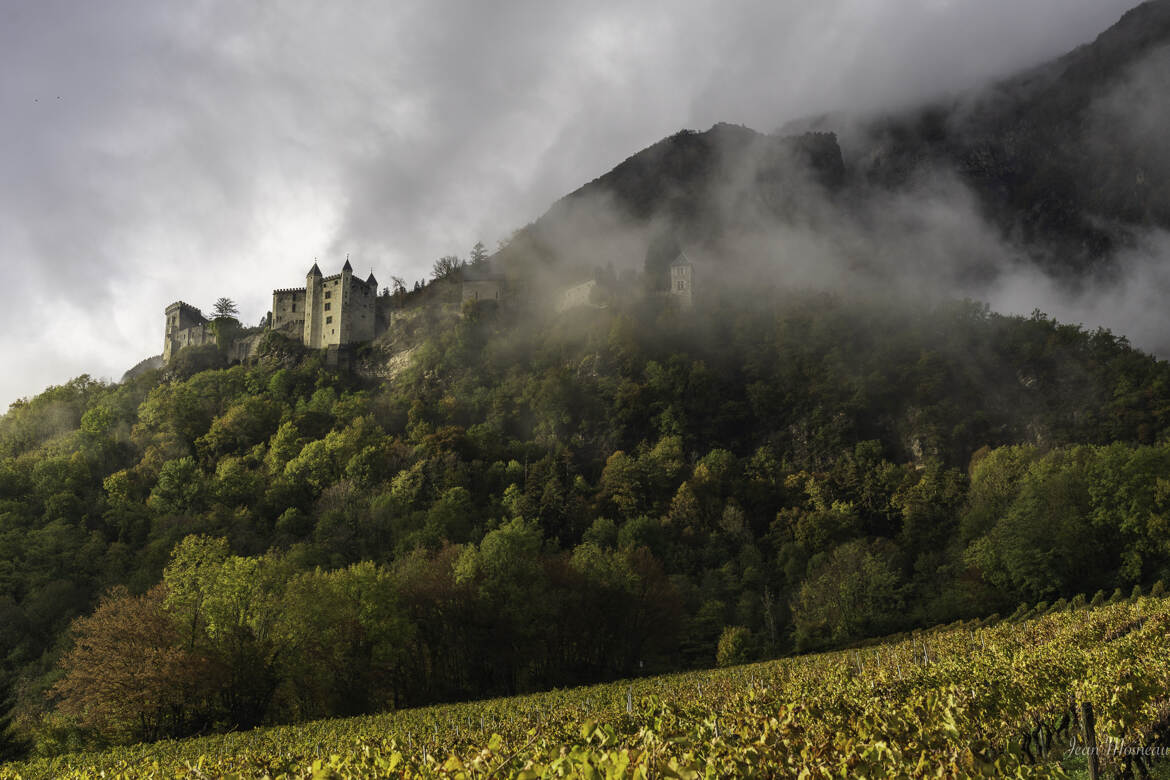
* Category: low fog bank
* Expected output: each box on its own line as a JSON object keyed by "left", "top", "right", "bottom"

{"left": 493, "top": 24, "right": 1170, "bottom": 359}
{"left": 985, "top": 232, "right": 1170, "bottom": 356}
{"left": 492, "top": 120, "right": 1170, "bottom": 362}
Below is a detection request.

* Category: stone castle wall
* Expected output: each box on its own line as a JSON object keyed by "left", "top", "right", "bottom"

{"left": 163, "top": 253, "right": 691, "bottom": 367}
{"left": 557, "top": 280, "right": 598, "bottom": 312}
{"left": 163, "top": 301, "right": 211, "bottom": 363}
{"left": 271, "top": 288, "right": 306, "bottom": 333}
{"left": 303, "top": 267, "right": 377, "bottom": 349}
{"left": 163, "top": 261, "right": 385, "bottom": 366}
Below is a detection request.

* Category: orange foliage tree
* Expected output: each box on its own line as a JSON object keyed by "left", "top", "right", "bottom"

{"left": 50, "top": 585, "right": 204, "bottom": 742}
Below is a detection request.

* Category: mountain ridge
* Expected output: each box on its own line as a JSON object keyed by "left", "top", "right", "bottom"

{"left": 497, "top": 0, "right": 1170, "bottom": 283}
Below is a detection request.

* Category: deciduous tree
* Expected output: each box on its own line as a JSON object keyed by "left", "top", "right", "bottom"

{"left": 50, "top": 585, "right": 203, "bottom": 741}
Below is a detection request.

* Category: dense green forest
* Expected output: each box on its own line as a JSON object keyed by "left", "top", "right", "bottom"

{"left": 3, "top": 285, "right": 1170, "bottom": 757}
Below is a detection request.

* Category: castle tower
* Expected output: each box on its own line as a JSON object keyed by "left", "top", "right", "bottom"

{"left": 670, "top": 252, "right": 694, "bottom": 308}
{"left": 162, "top": 301, "right": 210, "bottom": 363}
{"left": 303, "top": 262, "right": 324, "bottom": 348}
{"left": 271, "top": 258, "right": 381, "bottom": 350}
{"left": 337, "top": 257, "right": 353, "bottom": 344}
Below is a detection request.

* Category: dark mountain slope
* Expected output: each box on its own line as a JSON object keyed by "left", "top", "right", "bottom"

{"left": 494, "top": 124, "right": 845, "bottom": 275}
{"left": 852, "top": 0, "right": 1170, "bottom": 274}
{"left": 549, "top": 123, "right": 845, "bottom": 226}
{"left": 499, "top": 1, "right": 1170, "bottom": 283}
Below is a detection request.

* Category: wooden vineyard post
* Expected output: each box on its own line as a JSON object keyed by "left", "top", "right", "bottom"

{"left": 1081, "top": 701, "right": 1099, "bottom": 780}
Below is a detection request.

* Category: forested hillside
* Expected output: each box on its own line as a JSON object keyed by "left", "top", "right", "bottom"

{"left": 4, "top": 285, "right": 1170, "bottom": 756}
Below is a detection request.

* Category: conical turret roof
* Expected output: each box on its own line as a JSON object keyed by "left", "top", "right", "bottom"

{"left": 308, "top": 262, "right": 322, "bottom": 277}
{"left": 342, "top": 257, "right": 353, "bottom": 273}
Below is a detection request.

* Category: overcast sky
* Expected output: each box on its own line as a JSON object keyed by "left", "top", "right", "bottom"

{"left": 0, "top": 0, "right": 1142, "bottom": 410}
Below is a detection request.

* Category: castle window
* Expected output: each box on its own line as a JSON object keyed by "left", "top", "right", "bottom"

{"left": 324, "top": 303, "right": 331, "bottom": 311}
{"left": 676, "top": 281, "right": 686, "bottom": 291}
{"left": 326, "top": 316, "right": 333, "bottom": 324}
{"left": 291, "top": 302, "right": 297, "bottom": 312}
{"left": 325, "top": 291, "right": 332, "bottom": 299}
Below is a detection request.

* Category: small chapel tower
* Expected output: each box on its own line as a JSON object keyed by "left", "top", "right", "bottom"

{"left": 670, "top": 252, "right": 694, "bottom": 309}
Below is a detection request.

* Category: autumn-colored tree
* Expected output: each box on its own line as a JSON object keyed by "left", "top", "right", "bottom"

{"left": 50, "top": 585, "right": 203, "bottom": 742}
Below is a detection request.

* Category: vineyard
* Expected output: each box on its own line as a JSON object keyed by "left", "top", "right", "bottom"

{"left": 4, "top": 597, "right": 1170, "bottom": 779}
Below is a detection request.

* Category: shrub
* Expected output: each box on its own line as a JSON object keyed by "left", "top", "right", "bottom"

{"left": 716, "top": 626, "right": 754, "bottom": 668}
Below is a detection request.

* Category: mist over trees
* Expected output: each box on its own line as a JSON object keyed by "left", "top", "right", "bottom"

{"left": 4, "top": 284, "right": 1170, "bottom": 755}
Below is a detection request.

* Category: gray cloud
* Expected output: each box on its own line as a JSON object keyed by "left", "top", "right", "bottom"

{"left": 0, "top": 0, "right": 1143, "bottom": 408}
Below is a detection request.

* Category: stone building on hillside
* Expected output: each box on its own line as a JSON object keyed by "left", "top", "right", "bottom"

{"left": 461, "top": 278, "right": 504, "bottom": 304}
{"left": 163, "top": 258, "right": 390, "bottom": 366}
{"left": 461, "top": 265, "right": 507, "bottom": 306}
{"left": 669, "top": 252, "right": 694, "bottom": 308}
{"left": 163, "top": 301, "right": 214, "bottom": 363}
{"left": 270, "top": 285, "right": 307, "bottom": 336}
{"left": 551, "top": 249, "right": 694, "bottom": 315}
{"left": 269, "top": 259, "right": 384, "bottom": 348}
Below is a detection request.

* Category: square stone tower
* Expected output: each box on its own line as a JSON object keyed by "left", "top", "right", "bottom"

{"left": 670, "top": 252, "right": 694, "bottom": 308}
{"left": 301, "top": 258, "right": 378, "bottom": 349}
{"left": 162, "top": 301, "right": 211, "bottom": 363}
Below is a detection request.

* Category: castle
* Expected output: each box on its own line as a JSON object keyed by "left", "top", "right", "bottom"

{"left": 270, "top": 258, "right": 379, "bottom": 347}
{"left": 554, "top": 251, "right": 695, "bottom": 313}
{"left": 162, "top": 301, "right": 215, "bottom": 363}
{"left": 162, "top": 250, "right": 695, "bottom": 365}
{"left": 163, "top": 259, "right": 387, "bottom": 365}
